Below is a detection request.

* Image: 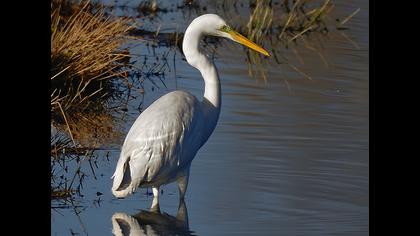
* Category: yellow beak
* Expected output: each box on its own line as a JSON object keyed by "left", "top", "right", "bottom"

{"left": 228, "top": 30, "right": 270, "bottom": 57}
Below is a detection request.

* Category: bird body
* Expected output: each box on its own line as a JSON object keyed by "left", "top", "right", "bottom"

{"left": 111, "top": 14, "right": 269, "bottom": 204}
{"left": 112, "top": 91, "right": 206, "bottom": 198}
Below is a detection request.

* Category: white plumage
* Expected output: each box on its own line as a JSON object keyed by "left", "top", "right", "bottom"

{"left": 112, "top": 91, "right": 204, "bottom": 198}
{"left": 111, "top": 14, "right": 269, "bottom": 205}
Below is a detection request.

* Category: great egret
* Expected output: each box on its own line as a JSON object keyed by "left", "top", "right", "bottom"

{"left": 111, "top": 14, "right": 269, "bottom": 205}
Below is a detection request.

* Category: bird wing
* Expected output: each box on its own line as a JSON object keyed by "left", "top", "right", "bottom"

{"left": 112, "top": 91, "right": 203, "bottom": 196}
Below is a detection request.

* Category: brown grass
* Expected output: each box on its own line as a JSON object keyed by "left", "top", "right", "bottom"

{"left": 243, "top": 0, "right": 339, "bottom": 81}
{"left": 246, "top": 0, "right": 273, "bottom": 44}
{"left": 51, "top": 0, "right": 134, "bottom": 141}
{"left": 66, "top": 112, "right": 124, "bottom": 148}
{"left": 51, "top": 2, "right": 132, "bottom": 83}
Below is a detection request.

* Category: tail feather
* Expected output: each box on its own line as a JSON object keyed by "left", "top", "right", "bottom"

{"left": 111, "top": 152, "right": 149, "bottom": 198}
{"left": 111, "top": 153, "right": 134, "bottom": 198}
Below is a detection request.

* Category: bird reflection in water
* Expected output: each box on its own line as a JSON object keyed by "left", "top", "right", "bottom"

{"left": 112, "top": 200, "right": 194, "bottom": 236}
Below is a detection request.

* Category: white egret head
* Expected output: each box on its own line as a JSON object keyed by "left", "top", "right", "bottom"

{"left": 189, "top": 14, "right": 270, "bottom": 56}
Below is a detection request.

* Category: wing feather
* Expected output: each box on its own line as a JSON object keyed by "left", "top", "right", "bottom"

{"left": 112, "top": 91, "right": 203, "bottom": 198}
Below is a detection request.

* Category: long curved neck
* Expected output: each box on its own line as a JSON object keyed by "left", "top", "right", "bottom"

{"left": 183, "top": 22, "right": 221, "bottom": 144}
{"left": 183, "top": 25, "right": 221, "bottom": 107}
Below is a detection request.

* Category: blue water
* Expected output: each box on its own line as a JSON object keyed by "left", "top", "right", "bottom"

{"left": 51, "top": 0, "right": 369, "bottom": 235}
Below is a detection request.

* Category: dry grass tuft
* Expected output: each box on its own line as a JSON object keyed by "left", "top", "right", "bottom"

{"left": 243, "top": 0, "right": 340, "bottom": 81}
{"left": 66, "top": 112, "right": 124, "bottom": 148}
{"left": 51, "top": 0, "right": 134, "bottom": 141}
{"left": 247, "top": 0, "right": 273, "bottom": 44}
{"left": 51, "top": 1, "right": 132, "bottom": 83}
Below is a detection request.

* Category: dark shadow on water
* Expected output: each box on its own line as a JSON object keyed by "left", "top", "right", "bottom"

{"left": 112, "top": 200, "right": 195, "bottom": 236}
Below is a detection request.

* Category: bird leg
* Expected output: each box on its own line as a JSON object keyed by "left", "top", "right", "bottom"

{"left": 177, "top": 172, "right": 189, "bottom": 200}
{"left": 152, "top": 187, "right": 160, "bottom": 198}
{"left": 150, "top": 187, "right": 160, "bottom": 212}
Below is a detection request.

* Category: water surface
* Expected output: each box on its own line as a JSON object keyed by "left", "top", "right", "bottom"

{"left": 51, "top": 0, "right": 369, "bottom": 235}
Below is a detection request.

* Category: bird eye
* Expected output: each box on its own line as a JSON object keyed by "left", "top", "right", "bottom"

{"left": 218, "top": 25, "right": 231, "bottom": 33}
